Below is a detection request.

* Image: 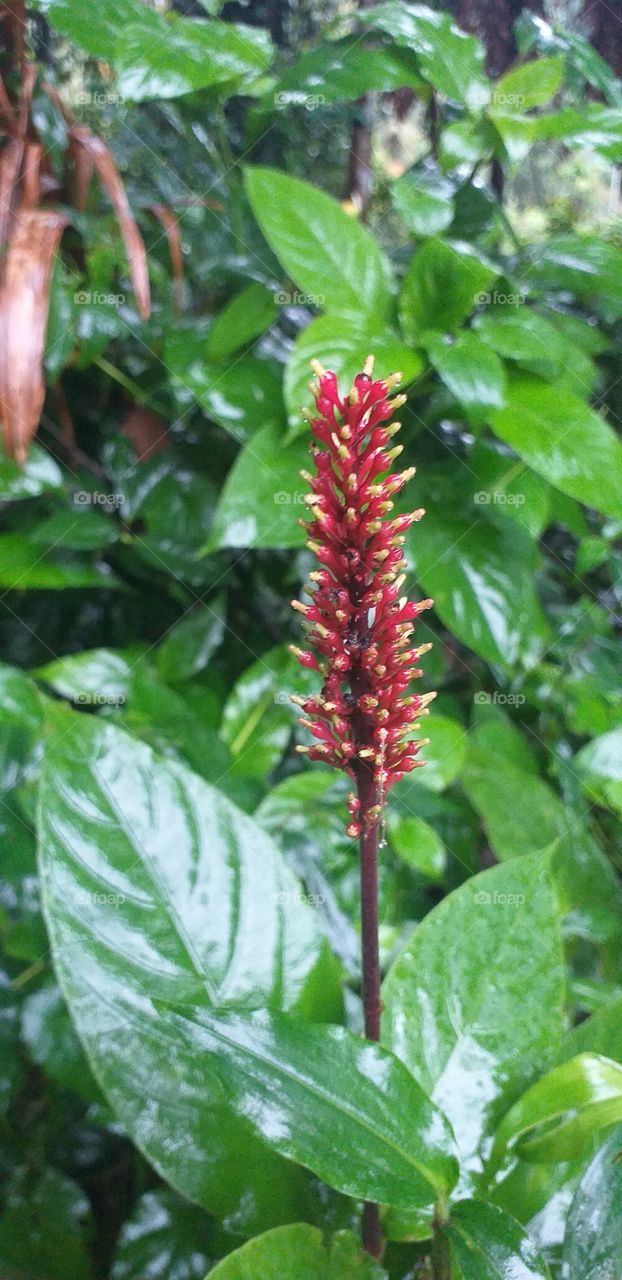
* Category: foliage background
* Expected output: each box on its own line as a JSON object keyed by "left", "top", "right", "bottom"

{"left": 1, "top": 0, "right": 622, "bottom": 1276}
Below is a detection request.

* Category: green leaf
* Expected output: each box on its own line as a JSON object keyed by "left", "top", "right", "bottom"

{"left": 382, "top": 855, "right": 565, "bottom": 1185}
{"left": 32, "top": 0, "right": 138, "bottom": 59}
{"left": 206, "top": 424, "right": 307, "bottom": 550}
{"left": 27, "top": 507, "right": 119, "bottom": 551}
{"left": 165, "top": 327, "right": 284, "bottom": 441}
{"left": 520, "top": 235, "right": 622, "bottom": 321}
{"left": 115, "top": 14, "right": 273, "bottom": 102}
{"left": 207, "top": 1224, "right": 385, "bottom": 1279}
{"left": 462, "top": 762, "right": 566, "bottom": 860}
{"left": 21, "top": 982, "right": 101, "bottom": 1104}
{"left": 0, "top": 445, "right": 63, "bottom": 500}
{"left": 444, "top": 1199, "right": 552, "bottom": 1280}
{"left": 563, "top": 1125, "right": 622, "bottom": 1280}
{"left": 205, "top": 284, "right": 278, "bottom": 363}
{"left": 409, "top": 513, "right": 549, "bottom": 669}
{"left": 574, "top": 728, "right": 622, "bottom": 816}
{"left": 220, "top": 645, "right": 310, "bottom": 780}
{"left": 386, "top": 812, "right": 446, "bottom": 881}
{"left": 111, "top": 1189, "right": 214, "bottom": 1280}
{"left": 271, "top": 36, "right": 424, "bottom": 107}
{"left": 284, "top": 314, "right": 424, "bottom": 436}
{"left": 426, "top": 331, "right": 506, "bottom": 418}
{"left": 363, "top": 3, "right": 489, "bottom": 111}
{"left": 399, "top": 238, "right": 497, "bottom": 340}
{"left": 417, "top": 714, "right": 467, "bottom": 792}
{"left": 470, "top": 442, "right": 551, "bottom": 540}
{"left": 38, "top": 707, "right": 341, "bottom": 1230}
{"left": 0, "top": 533, "right": 116, "bottom": 589}
{"left": 390, "top": 171, "right": 455, "bottom": 236}
{"left": 156, "top": 1002, "right": 458, "bottom": 1208}
{"left": 492, "top": 55, "right": 565, "bottom": 112}
{"left": 564, "top": 998, "right": 622, "bottom": 1066}
{"left": 0, "top": 1167, "right": 93, "bottom": 1280}
{"left": 157, "top": 598, "right": 226, "bottom": 684}
{"left": 473, "top": 306, "right": 596, "bottom": 394}
{"left": 489, "top": 377, "right": 622, "bottom": 519}
{"left": 489, "top": 1054, "right": 622, "bottom": 1170}
{"left": 244, "top": 167, "right": 390, "bottom": 322}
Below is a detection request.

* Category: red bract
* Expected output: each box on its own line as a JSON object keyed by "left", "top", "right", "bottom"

{"left": 290, "top": 355, "right": 435, "bottom": 837}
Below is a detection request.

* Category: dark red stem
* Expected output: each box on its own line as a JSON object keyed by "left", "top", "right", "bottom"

{"left": 358, "top": 768, "right": 382, "bottom": 1257}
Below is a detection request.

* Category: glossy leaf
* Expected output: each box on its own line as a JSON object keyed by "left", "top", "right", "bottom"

{"left": 563, "top": 997, "right": 622, "bottom": 1066}
{"left": 426, "top": 331, "right": 506, "bottom": 417}
{"left": 562, "top": 1125, "right": 622, "bottom": 1280}
{"left": 364, "top": 3, "right": 489, "bottom": 110}
{"left": 284, "top": 314, "right": 423, "bottom": 436}
{"left": 408, "top": 512, "right": 549, "bottom": 669}
{"left": 111, "top": 1189, "right": 214, "bottom": 1280}
{"left": 444, "top": 1199, "right": 552, "bottom": 1280}
{"left": 0, "top": 534, "right": 115, "bottom": 589}
{"left": 489, "top": 1054, "right": 622, "bottom": 1170}
{"left": 489, "top": 377, "right": 622, "bottom": 518}
{"left": 156, "top": 1001, "right": 459, "bottom": 1208}
{"left": 157, "top": 598, "right": 226, "bottom": 684}
{"left": 492, "top": 56, "right": 565, "bottom": 112}
{"left": 462, "top": 760, "right": 566, "bottom": 860}
{"left": 115, "top": 11, "right": 273, "bottom": 102}
{"left": 271, "top": 37, "right": 424, "bottom": 107}
{"left": 38, "top": 707, "right": 341, "bottom": 1229}
{"left": 399, "top": 238, "right": 497, "bottom": 341}
{"left": 387, "top": 813, "right": 446, "bottom": 881}
{"left": 574, "top": 728, "right": 622, "bottom": 816}
{"left": 220, "top": 645, "right": 311, "bottom": 780}
{"left": 207, "top": 1224, "right": 386, "bottom": 1279}
{"left": 390, "top": 171, "right": 455, "bottom": 237}
{"left": 0, "top": 445, "right": 63, "bottom": 500}
{"left": 206, "top": 425, "right": 307, "bottom": 550}
{"left": 417, "top": 714, "right": 467, "bottom": 792}
{"left": 382, "top": 855, "right": 565, "bottom": 1186}
{"left": 205, "top": 284, "right": 278, "bottom": 363}
{"left": 165, "top": 327, "right": 284, "bottom": 441}
{"left": 244, "top": 167, "right": 390, "bottom": 322}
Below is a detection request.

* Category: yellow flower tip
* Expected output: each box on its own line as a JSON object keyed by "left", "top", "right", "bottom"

{"left": 363, "top": 354, "right": 375, "bottom": 377}
{"left": 310, "top": 358, "right": 327, "bottom": 378}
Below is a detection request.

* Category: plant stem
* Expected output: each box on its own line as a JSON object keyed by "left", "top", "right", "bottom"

{"left": 431, "top": 1198, "right": 450, "bottom": 1280}
{"left": 357, "top": 762, "right": 382, "bottom": 1258}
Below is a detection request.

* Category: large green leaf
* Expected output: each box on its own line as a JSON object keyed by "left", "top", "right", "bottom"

{"left": 492, "top": 55, "right": 565, "bottom": 112}
{"left": 489, "top": 378, "right": 622, "bottom": 519}
{"left": 408, "top": 512, "right": 549, "bottom": 669}
{"left": 206, "top": 424, "right": 307, "bottom": 550}
{"left": 444, "top": 1199, "right": 552, "bottom": 1280}
{"left": 364, "top": 3, "right": 489, "bottom": 111}
{"left": 155, "top": 1002, "right": 458, "bottom": 1209}
{"left": 462, "top": 762, "right": 566, "bottom": 860}
{"left": 284, "top": 314, "right": 423, "bottom": 436}
{"left": 207, "top": 1224, "right": 385, "bottom": 1279}
{"left": 489, "top": 1054, "right": 622, "bottom": 1170}
{"left": 382, "top": 855, "right": 565, "bottom": 1186}
{"left": 37, "top": 707, "right": 341, "bottom": 1230}
{"left": 244, "top": 168, "right": 390, "bottom": 322}
{"left": 574, "top": 728, "right": 622, "bottom": 816}
{"left": 270, "top": 36, "right": 424, "bottom": 107}
{"left": 562, "top": 1125, "right": 622, "bottom": 1280}
{"left": 205, "top": 284, "right": 278, "bottom": 364}
{"left": 399, "top": 238, "right": 497, "bottom": 340}
{"left": 426, "top": 331, "right": 506, "bottom": 418}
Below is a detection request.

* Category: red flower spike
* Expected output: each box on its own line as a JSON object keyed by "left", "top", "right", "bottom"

{"left": 291, "top": 354, "right": 435, "bottom": 834}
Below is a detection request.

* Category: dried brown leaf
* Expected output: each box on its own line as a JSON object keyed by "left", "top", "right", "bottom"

{"left": 147, "top": 203, "right": 183, "bottom": 313}
{"left": 70, "top": 126, "right": 150, "bottom": 320}
{"left": 0, "top": 208, "right": 68, "bottom": 461}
